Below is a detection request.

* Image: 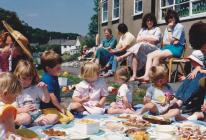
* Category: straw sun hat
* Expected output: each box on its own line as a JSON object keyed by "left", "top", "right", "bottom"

{"left": 2, "top": 20, "right": 32, "bottom": 59}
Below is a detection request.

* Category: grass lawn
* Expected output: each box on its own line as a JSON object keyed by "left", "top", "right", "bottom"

{"left": 38, "top": 70, "right": 145, "bottom": 105}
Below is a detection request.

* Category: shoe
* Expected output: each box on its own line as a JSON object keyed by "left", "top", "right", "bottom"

{"left": 103, "top": 70, "right": 114, "bottom": 77}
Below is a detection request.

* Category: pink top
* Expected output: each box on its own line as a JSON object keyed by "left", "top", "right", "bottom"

{"left": 73, "top": 78, "right": 108, "bottom": 105}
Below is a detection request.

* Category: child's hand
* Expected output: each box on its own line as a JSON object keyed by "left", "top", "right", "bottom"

{"left": 201, "top": 103, "right": 206, "bottom": 112}
{"left": 95, "top": 103, "right": 103, "bottom": 107}
{"left": 37, "top": 82, "right": 48, "bottom": 93}
{"left": 59, "top": 107, "right": 66, "bottom": 114}
{"left": 22, "top": 104, "right": 36, "bottom": 112}
{"left": 82, "top": 96, "right": 90, "bottom": 103}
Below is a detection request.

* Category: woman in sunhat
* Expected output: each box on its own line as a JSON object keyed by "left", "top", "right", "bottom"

{"left": 1, "top": 20, "right": 33, "bottom": 72}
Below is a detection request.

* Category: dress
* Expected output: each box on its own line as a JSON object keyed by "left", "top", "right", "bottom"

{"left": 95, "top": 36, "right": 117, "bottom": 67}
{"left": 115, "top": 83, "right": 133, "bottom": 108}
{"left": 73, "top": 78, "right": 109, "bottom": 114}
{"left": 127, "top": 27, "right": 162, "bottom": 70}
{"left": 162, "top": 23, "right": 185, "bottom": 58}
{"left": 41, "top": 72, "right": 60, "bottom": 109}
{"left": 16, "top": 86, "right": 44, "bottom": 121}
{"left": 146, "top": 84, "right": 174, "bottom": 114}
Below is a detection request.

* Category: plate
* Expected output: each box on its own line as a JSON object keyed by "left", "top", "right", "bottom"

{"left": 150, "top": 132, "right": 173, "bottom": 140}
{"left": 70, "top": 135, "right": 90, "bottom": 140}
{"left": 155, "top": 125, "right": 177, "bottom": 134}
{"left": 142, "top": 115, "right": 171, "bottom": 125}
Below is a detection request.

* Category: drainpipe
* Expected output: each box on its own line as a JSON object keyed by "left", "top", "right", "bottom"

{"left": 121, "top": 0, "right": 124, "bottom": 23}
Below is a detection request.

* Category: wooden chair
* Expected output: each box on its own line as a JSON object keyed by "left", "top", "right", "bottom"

{"left": 163, "top": 43, "right": 191, "bottom": 83}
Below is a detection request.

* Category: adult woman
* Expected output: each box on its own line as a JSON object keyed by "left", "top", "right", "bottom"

{"left": 1, "top": 21, "right": 33, "bottom": 72}
{"left": 174, "top": 22, "right": 206, "bottom": 114}
{"left": 94, "top": 28, "right": 117, "bottom": 67}
{"left": 116, "top": 13, "right": 162, "bottom": 81}
{"left": 138, "top": 10, "right": 185, "bottom": 82}
{"left": 103, "top": 23, "right": 136, "bottom": 77}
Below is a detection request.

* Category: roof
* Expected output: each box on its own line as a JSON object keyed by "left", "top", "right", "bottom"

{"left": 61, "top": 40, "right": 76, "bottom": 46}
{"left": 48, "top": 39, "right": 67, "bottom": 45}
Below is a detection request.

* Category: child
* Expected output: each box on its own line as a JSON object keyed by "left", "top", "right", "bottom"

{"left": 40, "top": 50, "right": 73, "bottom": 123}
{"left": 107, "top": 66, "right": 134, "bottom": 114}
{"left": 14, "top": 60, "right": 58, "bottom": 126}
{"left": 138, "top": 65, "right": 175, "bottom": 116}
{"left": 0, "top": 72, "right": 22, "bottom": 139}
{"left": 69, "top": 61, "right": 109, "bottom": 114}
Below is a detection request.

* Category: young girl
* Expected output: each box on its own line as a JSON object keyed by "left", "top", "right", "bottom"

{"left": 14, "top": 60, "right": 58, "bottom": 126}
{"left": 69, "top": 62, "right": 109, "bottom": 114}
{"left": 0, "top": 72, "right": 22, "bottom": 139}
{"left": 107, "top": 66, "right": 134, "bottom": 114}
{"left": 138, "top": 65, "right": 177, "bottom": 117}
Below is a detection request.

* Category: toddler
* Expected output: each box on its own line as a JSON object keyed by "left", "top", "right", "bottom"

{"left": 0, "top": 72, "right": 22, "bottom": 139}
{"left": 69, "top": 62, "right": 109, "bottom": 114}
{"left": 107, "top": 66, "right": 134, "bottom": 114}
{"left": 14, "top": 60, "right": 58, "bottom": 126}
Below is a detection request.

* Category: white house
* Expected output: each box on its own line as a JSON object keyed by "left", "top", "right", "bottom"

{"left": 61, "top": 36, "right": 84, "bottom": 55}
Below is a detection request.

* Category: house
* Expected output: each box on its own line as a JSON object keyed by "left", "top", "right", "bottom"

{"left": 98, "top": 0, "right": 206, "bottom": 43}
{"left": 47, "top": 39, "right": 67, "bottom": 46}
{"left": 61, "top": 36, "right": 84, "bottom": 55}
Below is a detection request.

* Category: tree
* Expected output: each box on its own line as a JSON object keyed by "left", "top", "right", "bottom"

{"left": 86, "top": 0, "right": 98, "bottom": 47}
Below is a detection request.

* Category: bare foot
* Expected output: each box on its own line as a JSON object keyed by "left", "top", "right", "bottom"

{"left": 129, "top": 76, "right": 138, "bottom": 81}
{"left": 137, "top": 76, "right": 150, "bottom": 83}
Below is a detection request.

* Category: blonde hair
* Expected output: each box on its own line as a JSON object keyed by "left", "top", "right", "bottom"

{"left": 149, "top": 65, "right": 168, "bottom": 83}
{"left": 0, "top": 72, "right": 22, "bottom": 95}
{"left": 14, "top": 60, "right": 36, "bottom": 84}
{"left": 114, "top": 66, "right": 130, "bottom": 82}
{"left": 80, "top": 62, "right": 100, "bottom": 79}
{"left": 41, "top": 50, "right": 62, "bottom": 72}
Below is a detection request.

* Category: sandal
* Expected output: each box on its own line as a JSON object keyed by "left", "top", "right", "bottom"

{"left": 103, "top": 71, "right": 114, "bottom": 77}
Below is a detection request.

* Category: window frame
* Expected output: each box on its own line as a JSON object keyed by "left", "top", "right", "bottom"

{"left": 101, "top": 0, "right": 108, "bottom": 23}
{"left": 112, "top": 0, "right": 120, "bottom": 21}
{"left": 133, "top": 0, "right": 143, "bottom": 16}
{"left": 159, "top": 0, "right": 206, "bottom": 23}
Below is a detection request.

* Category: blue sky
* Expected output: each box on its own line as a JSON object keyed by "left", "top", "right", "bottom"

{"left": 0, "top": 0, "right": 94, "bottom": 35}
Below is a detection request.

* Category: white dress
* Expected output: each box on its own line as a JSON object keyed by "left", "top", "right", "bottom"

{"left": 128, "top": 27, "right": 162, "bottom": 70}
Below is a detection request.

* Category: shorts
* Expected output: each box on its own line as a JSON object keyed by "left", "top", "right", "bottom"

{"left": 161, "top": 44, "right": 184, "bottom": 58}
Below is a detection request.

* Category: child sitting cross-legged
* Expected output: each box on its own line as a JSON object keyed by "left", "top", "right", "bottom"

{"left": 0, "top": 72, "right": 22, "bottom": 139}
{"left": 138, "top": 65, "right": 179, "bottom": 119}
{"left": 14, "top": 60, "right": 58, "bottom": 126}
{"left": 107, "top": 66, "right": 135, "bottom": 114}
{"left": 69, "top": 62, "right": 109, "bottom": 115}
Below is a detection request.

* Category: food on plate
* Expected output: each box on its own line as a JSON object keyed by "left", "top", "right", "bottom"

{"left": 142, "top": 115, "right": 171, "bottom": 125}
{"left": 43, "top": 128, "right": 66, "bottom": 136}
{"left": 122, "top": 118, "right": 151, "bottom": 129}
{"left": 62, "top": 86, "right": 70, "bottom": 93}
{"left": 105, "top": 121, "right": 124, "bottom": 132}
{"left": 130, "top": 130, "right": 149, "bottom": 140}
{"left": 16, "top": 128, "right": 39, "bottom": 138}
{"left": 155, "top": 125, "right": 177, "bottom": 134}
{"left": 78, "top": 118, "right": 96, "bottom": 124}
{"left": 178, "top": 124, "right": 206, "bottom": 140}
{"left": 118, "top": 114, "right": 139, "bottom": 120}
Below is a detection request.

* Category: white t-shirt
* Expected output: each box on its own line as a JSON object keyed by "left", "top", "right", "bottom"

{"left": 116, "top": 83, "right": 133, "bottom": 104}
{"left": 16, "top": 86, "right": 44, "bottom": 111}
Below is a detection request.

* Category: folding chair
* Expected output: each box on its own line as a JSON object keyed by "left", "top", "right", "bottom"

{"left": 163, "top": 43, "right": 191, "bottom": 83}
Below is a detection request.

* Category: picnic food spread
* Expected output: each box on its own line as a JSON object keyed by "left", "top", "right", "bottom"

{"left": 43, "top": 128, "right": 66, "bottom": 136}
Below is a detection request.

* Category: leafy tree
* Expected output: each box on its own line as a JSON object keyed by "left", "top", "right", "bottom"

{"left": 86, "top": 0, "right": 98, "bottom": 47}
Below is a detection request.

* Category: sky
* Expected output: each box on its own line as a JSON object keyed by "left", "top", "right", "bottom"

{"left": 0, "top": 0, "right": 95, "bottom": 35}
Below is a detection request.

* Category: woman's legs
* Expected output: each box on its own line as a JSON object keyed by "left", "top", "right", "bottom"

{"left": 138, "top": 50, "right": 172, "bottom": 81}
{"left": 130, "top": 56, "right": 139, "bottom": 81}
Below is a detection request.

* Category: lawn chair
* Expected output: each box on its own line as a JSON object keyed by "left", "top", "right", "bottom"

{"left": 163, "top": 43, "right": 191, "bottom": 83}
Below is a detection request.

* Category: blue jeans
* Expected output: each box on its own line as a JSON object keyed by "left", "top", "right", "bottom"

{"left": 175, "top": 73, "right": 206, "bottom": 103}
{"left": 107, "top": 51, "right": 126, "bottom": 73}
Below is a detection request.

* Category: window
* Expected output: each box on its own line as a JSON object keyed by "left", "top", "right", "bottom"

{"left": 102, "top": 0, "right": 108, "bottom": 23}
{"left": 112, "top": 0, "right": 120, "bottom": 20}
{"left": 134, "top": 0, "right": 143, "bottom": 15}
{"left": 159, "top": 0, "right": 206, "bottom": 22}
